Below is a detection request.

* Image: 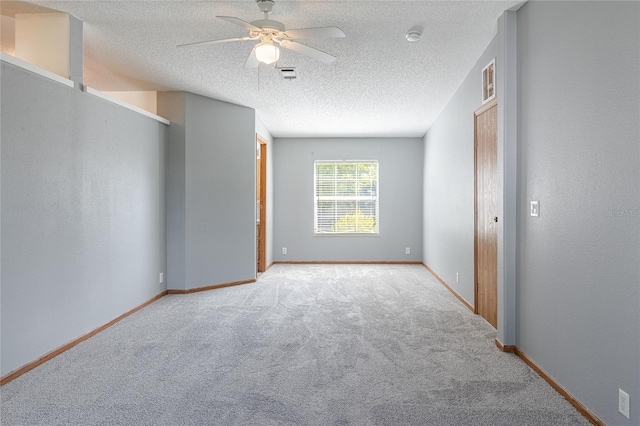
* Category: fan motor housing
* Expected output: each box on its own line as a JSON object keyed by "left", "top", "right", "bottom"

{"left": 250, "top": 19, "right": 285, "bottom": 32}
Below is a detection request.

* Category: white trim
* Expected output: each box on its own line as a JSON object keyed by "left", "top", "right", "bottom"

{"left": 83, "top": 86, "right": 170, "bottom": 125}
{"left": 0, "top": 52, "right": 74, "bottom": 88}
{"left": 314, "top": 233, "right": 380, "bottom": 237}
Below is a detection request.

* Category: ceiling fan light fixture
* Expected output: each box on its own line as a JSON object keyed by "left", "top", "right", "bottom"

{"left": 255, "top": 42, "right": 280, "bottom": 64}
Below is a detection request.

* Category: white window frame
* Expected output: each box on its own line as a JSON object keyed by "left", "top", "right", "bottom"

{"left": 313, "top": 160, "right": 379, "bottom": 236}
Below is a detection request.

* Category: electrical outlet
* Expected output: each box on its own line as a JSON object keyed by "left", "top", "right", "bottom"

{"left": 405, "top": 247, "right": 410, "bottom": 255}
{"left": 456, "top": 273, "right": 459, "bottom": 283}
{"left": 159, "top": 272, "right": 164, "bottom": 284}
{"left": 282, "top": 247, "right": 287, "bottom": 255}
{"left": 619, "top": 389, "right": 629, "bottom": 419}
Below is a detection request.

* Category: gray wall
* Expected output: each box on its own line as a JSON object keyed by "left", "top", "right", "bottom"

{"left": 158, "top": 93, "right": 257, "bottom": 289}
{"left": 158, "top": 92, "right": 186, "bottom": 290}
{"left": 423, "top": 36, "right": 499, "bottom": 305}
{"left": 273, "top": 138, "right": 423, "bottom": 262}
{"left": 517, "top": 2, "right": 639, "bottom": 424}
{"left": 1, "top": 61, "right": 167, "bottom": 376}
{"left": 255, "top": 114, "right": 274, "bottom": 268}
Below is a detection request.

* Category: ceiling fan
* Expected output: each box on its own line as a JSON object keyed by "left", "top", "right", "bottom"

{"left": 177, "top": 0, "right": 345, "bottom": 68}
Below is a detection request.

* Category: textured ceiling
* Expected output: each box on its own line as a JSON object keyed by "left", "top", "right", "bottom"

{"left": 2, "top": 1, "right": 520, "bottom": 137}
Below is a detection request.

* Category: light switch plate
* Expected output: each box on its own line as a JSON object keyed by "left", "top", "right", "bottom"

{"left": 530, "top": 201, "right": 539, "bottom": 217}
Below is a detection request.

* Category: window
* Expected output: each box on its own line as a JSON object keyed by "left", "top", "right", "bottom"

{"left": 314, "top": 161, "right": 379, "bottom": 235}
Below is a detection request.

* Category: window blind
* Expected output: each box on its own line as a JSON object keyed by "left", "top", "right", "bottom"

{"left": 314, "top": 161, "right": 379, "bottom": 234}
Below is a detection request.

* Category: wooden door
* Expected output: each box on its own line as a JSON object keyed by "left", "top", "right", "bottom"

{"left": 256, "top": 135, "right": 267, "bottom": 273}
{"left": 474, "top": 100, "right": 498, "bottom": 328}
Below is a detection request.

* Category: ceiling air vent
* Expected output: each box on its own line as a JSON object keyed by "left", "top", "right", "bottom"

{"left": 278, "top": 67, "right": 297, "bottom": 81}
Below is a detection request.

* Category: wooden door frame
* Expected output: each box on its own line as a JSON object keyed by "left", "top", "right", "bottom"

{"left": 474, "top": 98, "right": 497, "bottom": 316}
{"left": 257, "top": 134, "right": 268, "bottom": 273}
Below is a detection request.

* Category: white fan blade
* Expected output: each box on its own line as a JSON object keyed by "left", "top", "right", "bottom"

{"left": 278, "top": 40, "right": 337, "bottom": 64}
{"left": 217, "top": 16, "right": 261, "bottom": 32}
{"left": 244, "top": 46, "right": 259, "bottom": 69}
{"left": 284, "top": 27, "right": 346, "bottom": 39}
{"left": 177, "top": 36, "right": 256, "bottom": 48}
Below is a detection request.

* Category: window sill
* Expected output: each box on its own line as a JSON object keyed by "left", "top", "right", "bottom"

{"left": 314, "top": 233, "right": 380, "bottom": 237}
